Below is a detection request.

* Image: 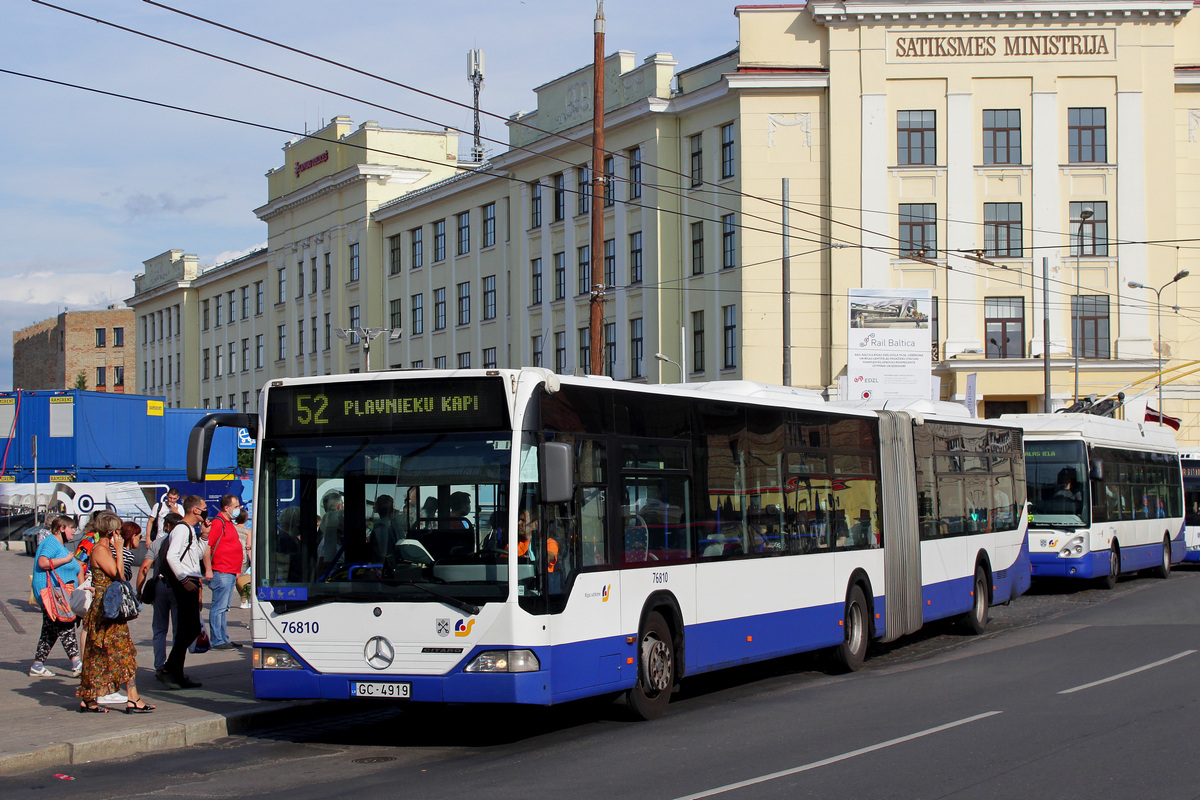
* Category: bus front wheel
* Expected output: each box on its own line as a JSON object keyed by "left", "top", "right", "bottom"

{"left": 626, "top": 612, "right": 674, "bottom": 720}
{"left": 960, "top": 565, "right": 990, "bottom": 635}
{"left": 829, "top": 585, "right": 868, "bottom": 673}
{"left": 1099, "top": 545, "right": 1120, "bottom": 590}
{"left": 1152, "top": 535, "right": 1172, "bottom": 579}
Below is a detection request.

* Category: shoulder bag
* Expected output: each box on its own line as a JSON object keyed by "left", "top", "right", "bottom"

{"left": 101, "top": 578, "right": 141, "bottom": 623}
{"left": 69, "top": 571, "right": 93, "bottom": 618}
{"left": 39, "top": 568, "right": 76, "bottom": 622}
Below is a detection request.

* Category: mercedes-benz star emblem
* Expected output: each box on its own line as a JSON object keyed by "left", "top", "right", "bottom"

{"left": 364, "top": 636, "right": 395, "bottom": 670}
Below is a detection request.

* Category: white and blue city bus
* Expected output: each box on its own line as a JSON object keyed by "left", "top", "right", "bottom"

{"left": 188, "top": 369, "right": 1030, "bottom": 718}
{"left": 1005, "top": 414, "right": 1184, "bottom": 587}
{"left": 1181, "top": 451, "right": 1200, "bottom": 563}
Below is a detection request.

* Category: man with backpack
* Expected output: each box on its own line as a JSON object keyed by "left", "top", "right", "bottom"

{"left": 161, "top": 495, "right": 212, "bottom": 690}
{"left": 149, "top": 487, "right": 180, "bottom": 542}
{"left": 206, "top": 494, "right": 245, "bottom": 650}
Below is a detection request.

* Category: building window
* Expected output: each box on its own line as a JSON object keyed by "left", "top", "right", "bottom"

{"left": 431, "top": 356, "right": 445, "bottom": 370}
{"left": 324, "top": 253, "right": 331, "bottom": 289}
{"left": 553, "top": 252, "right": 566, "bottom": 300}
{"left": 691, "top": 222, "right": 704, "bottom": 275}
{"left": 1073, "top": 295, "right": 1111, "bottom": 360}
{"left": 456, "top": 212, "right": 470, "bottom": 256}
{"left": 277, "top": 325, "right": 286, "bottom": 361}
{"left": 577, "top": 246, "right": 590, "bottom": 296}
{"left": 349, "top": 243, "right": 360, "bottom": 282}
{"left": 898, "top": 110, "right": 936, "bottom": 166}
{"left": 202, "top": 299, "right": 210, "bottom": 330}
{"left": 531, "top": 335, "right": 544, "bottom": 367}
{"left": 95, "top": 328, "right": 106, "bottom": 348}
{"left": 457, "top": 352, "right": 471, "bottom": 369}
{"left": 603, "top": 156, "right": 615, "bottom": 207}
{"left": 692, "top": 310, "right": 705, "bottom": 373}
{"left": 899, "top": 204, "right": 938, "bottom": 258}
{"left": 277, "top": 267, "right": 286, "bottom": 303}
{"left": 630, "top": 318, "right": 644, "bottom": 379}
{"left": 984, "top": 203, "right": 1023, "bottom": 257}
{"left": 722, "top": 214, "right": 736, "bottom": 269}
{"left": 323, "top": 314, "right": 331, "bottom": 350}
{"left": 412, "top": 294, "right": 424, "bottom": 335}
{"left": 1070, "top": 202, "right": 1108, "bottom": 256}
{"left": 576, "top": 166, "right": 590, "bottom": 216}
{"left": 531, "top": 258, "right": 543, "bottom": 305}
{"left": 95, "top": 366, "right": 106, "bottom": 387}
{"left": 215, "top": 293, "right": 225, "bottom": 324}
{"left": 629, "top": 231, "right": 643, "bottom": 284}
{"left": 722, "top": 305, "right": 738, "bottom": 369}
{"left": 389, "top": 234, "right": 402, "bottom": 275}
{"left": 482, "top": 203, "right": 496, "bottom": 248}
{"left": 604, "top": 322, "right": 616, "bottom": 378}
{"left": 530, "top": 182, "right": 542, "bottom": 228}
{"left": 983, "top": 109, "right": 1021, "bottom": 165}
{"left": 255, "top": 335, "right": 264, "bottom": 369}
{"left": 228, "top": 290, "right": 236, "bottom": 319}
{"left": 721, "top": 123, "right": 735, "bottom": 179}
{"left": 242, "top": 338, "right": 250, "bottom": 371}
{"left": 311, "top": 317, "right": 317, "bottom": 355}
{"left": 483, "top": 275, "right": 496, "bottom": 320}
{"left": 434, "top": 288, "right": 446, "bottom": 330}
{"left": 242, "top": 392, "right": 250, "bottom": 412}
{"left": 390, "top": 299, "right": 402, "bottom": 330}
{"left": 228, "top": 343, "right": 236, "bottom": 374}
{"left": 215, "top": 345, "right": 223, "bottom": 376}
{"left": 255, "top": 281, "right": 264, "bottom": 315}
{"left": 114, "top": 366, "right": 124, "bottom": 386}
{"left": 689, "top": 133, "right": 703, "bottom": 187}
{"left": 457, "top": 282, "right": 471, "bottom": 326}
{"left": 553, "top": 173, "right": 565, "bottom": 221}
{"left": 113, "top": 327, "right": 124, "bottom": 348}
{"left": 628, "top": 146, "right": 642, "bottom": 199}
{"left": 411, "top": 228, "right": 423, "bottom": 269}
{"left": 603, "top": 239, "right": 616, "bottom": 288}
{"left": 985, "top": 297, "right": 1024, "bottom": 359}
{"left": 348, "top": 306, "right": 361, "bottom": 345}
{"left": 483, "top": 347, "right": 497, "bottom": 369}
{"left": 241, "top": 286, "right": 250, "bottom": 319}
{"left": 578, "top": 327, "right": 591, "bottom": 374}
{"left": 434, "top": 220, "right": 446, "bottom": 262}
{"left": 554, "top": 331, "right": 566, "bottom": 373}
{"left": 1068, "top": 108, "right": 1107, "bottom": 163}
{"left": 411, "top": 360, "right": 423, "bottom": 369}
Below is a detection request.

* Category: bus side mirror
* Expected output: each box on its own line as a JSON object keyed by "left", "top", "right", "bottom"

{"left": 1090, "top": 458, "right": 1104, "bottom": 481}
{"left": 539, "top": 442, "right": 574, "bottom": 505}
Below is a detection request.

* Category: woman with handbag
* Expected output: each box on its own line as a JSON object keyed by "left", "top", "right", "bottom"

{"left": 76, "top": 511, "right": 154, "bottom": 714}
{"left": 29, "top": 516, "right": 83, "bottom": 679}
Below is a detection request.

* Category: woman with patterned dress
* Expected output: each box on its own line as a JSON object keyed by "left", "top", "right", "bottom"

{"left": 76, "top": 511, "right": 154, "bottom": 714}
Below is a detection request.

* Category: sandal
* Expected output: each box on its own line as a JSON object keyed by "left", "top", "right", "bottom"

{"left": 77, "top": 702, "right": 109, "bottom": 713}
{"left": 124, "top": 700, "right": 156, "bottom": 714}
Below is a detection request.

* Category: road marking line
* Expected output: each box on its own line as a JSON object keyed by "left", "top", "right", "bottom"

{"left": 672, "top": 711, "right": 1003, "bottom": 800}
{"left": 1058, "top": 650, "right": 1196, "bottom": 695}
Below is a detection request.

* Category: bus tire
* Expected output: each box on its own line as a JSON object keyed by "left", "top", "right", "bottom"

{"left": 1152, "top": 535, "right": 1172, "bottom": 579}
{"left": 829, "top": 585, "right": 868, "bottom": 673}
{"left": 960, "top": 565, "right": 990, "bottom": 635}
{"left": 626, "top": 612, "right": 674, "bottom": 721}
{"left": 1099, "top": 544, "right": 1120, "bottom": 590}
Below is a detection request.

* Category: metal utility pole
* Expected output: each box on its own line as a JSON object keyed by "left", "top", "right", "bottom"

{"left": 1042, "top": 257, "right": 1051, "bottom": 413}
{"left": 467, "top": 50, "right": 485, "bottom": 163}
{"left": 1072, "top": 208, "right": 1093, "bottom": 402}
{"left": 588, "top": 1, "right": 606, "bottom": 375}
{"left": 782, "top": 178, "right": 792, "bottom": 386}
{"left": 1129, "top": 269, "right": 1190, "bottom": 419}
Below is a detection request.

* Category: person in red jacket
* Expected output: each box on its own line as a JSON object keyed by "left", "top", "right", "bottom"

{"left": 206, "top": 495, "right": 245, "bottom": 650}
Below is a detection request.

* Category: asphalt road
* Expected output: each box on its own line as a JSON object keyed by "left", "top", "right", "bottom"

{"left": 11, "top": 567, "right": 1200, "bottom": 800}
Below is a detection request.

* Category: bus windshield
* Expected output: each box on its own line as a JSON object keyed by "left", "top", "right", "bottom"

{"left": 257, "top": 430, "right": 520, "bottom": 609}
{"left": 1025, "top": 440, "right": 1088, "bottom": 528}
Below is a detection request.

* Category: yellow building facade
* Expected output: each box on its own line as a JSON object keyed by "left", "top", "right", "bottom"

{"left": 129, "top": 1, "right": 1200, "bottom": 443}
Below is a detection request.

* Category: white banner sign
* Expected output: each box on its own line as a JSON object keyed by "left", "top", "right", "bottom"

{"left": 847, "top": 288, "right": 933, "bottom": 401}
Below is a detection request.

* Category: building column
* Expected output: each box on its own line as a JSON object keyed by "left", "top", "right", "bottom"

{"left": 944, "top": 91, "right": 981, "bottom": 357}
{"left": 1031, "top": 90, "right": 1068, "bottom": 356}
{"left": 1115, "top": 90, "right": 1152, "bottom": 359}
{"left": 860, "top": 93, "right": 890, "bottom": 288}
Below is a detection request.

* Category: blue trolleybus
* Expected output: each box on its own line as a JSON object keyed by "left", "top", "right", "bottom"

{"left": 189, "top": 369, "right": 1030, "bottom": 718}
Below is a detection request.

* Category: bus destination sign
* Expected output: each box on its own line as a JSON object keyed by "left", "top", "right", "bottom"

{"left": 266, "top": 377, "right": 510, "bottom": 437}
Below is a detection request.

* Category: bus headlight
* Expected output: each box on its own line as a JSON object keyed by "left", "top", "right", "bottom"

{"left": 464, "top": 650, "right": 540, "bottom": 673}
{"left": 1059, "top": 535, "right": 1086, "bottom": 558}
{"left": 254, "top": 647, "right": 304, "bottom": 669}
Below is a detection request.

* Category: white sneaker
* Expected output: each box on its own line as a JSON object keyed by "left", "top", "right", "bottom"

{"left": 97, "top": 692, "right": 127, "bottom": 704}
{"left": 29, "top": 664, "right": 53, "bottom": 677}
{"left": 71, "top": 663, "right": 83, "bottom": 678}
{"left": 240, "top": 600, "right": 251, "bottom": 609}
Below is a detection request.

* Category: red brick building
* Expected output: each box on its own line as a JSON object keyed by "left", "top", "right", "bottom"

{"left": 13, "top": 308, "right": 137, "bottom": 392}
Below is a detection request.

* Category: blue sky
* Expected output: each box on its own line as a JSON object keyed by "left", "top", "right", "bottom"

{"left": 2, "top": 0, "right": 742, "bottom": 390}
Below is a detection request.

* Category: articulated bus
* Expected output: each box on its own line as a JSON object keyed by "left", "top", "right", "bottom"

{"left": 188, "top": 369, "right": 1030, "bottom": 718}
{"left": 1181, "top": 452, "right": 1200, "bottom": 563}
{"left": 1005, "top": 414, "right": 1183, "bottom": 587}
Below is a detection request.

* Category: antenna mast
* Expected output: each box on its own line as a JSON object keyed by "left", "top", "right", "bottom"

{"left": 467, "top": 49, "right": 485, "bottom": 163}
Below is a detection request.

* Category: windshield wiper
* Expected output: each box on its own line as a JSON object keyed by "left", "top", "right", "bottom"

{"left": 396, "top": 581, "right": 481, "bottom": 616}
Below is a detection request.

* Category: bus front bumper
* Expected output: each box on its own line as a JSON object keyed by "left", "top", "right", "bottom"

{"left": 1029, "top": 550, "right": 1108, "bottom": 579}
{"left": 253, "top": 665, "right": 551, "bottom": 704}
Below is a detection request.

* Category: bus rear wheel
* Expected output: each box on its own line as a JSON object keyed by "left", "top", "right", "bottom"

{"left": 1099, "top": 544, "right": 1120, "bottom": 590}
{"left": 829, "top": 585, "right": 868, "bottom": 673}
{"left": 960, "top": 565, "right": 989, "bottom": 635}
{"left": 626, "top": 612, "right": 674, "bottom": 720}
{"left": 1152, "top": 535, "right": 1172, "bottom": 579}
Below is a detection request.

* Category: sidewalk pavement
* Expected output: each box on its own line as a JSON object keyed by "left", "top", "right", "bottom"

{"left": 0, "top": 542, "right": 336, "bottom": 775}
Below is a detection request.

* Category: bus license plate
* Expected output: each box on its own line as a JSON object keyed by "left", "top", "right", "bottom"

{"left": 350, "top": 681, "right": 411, "bottom": 699}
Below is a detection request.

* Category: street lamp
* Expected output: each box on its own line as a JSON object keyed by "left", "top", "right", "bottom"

{"left": 335, "top": 326, "right": 402, "bottom": 373}
{"left": 655, "top": 352, "right": 682, "bottom": 383}
{"left": 1128, "top": 269, "right": 1190, "bottom": 420}
{"left": 1073, "top": 208, "right": 1093, "bottom": 402}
